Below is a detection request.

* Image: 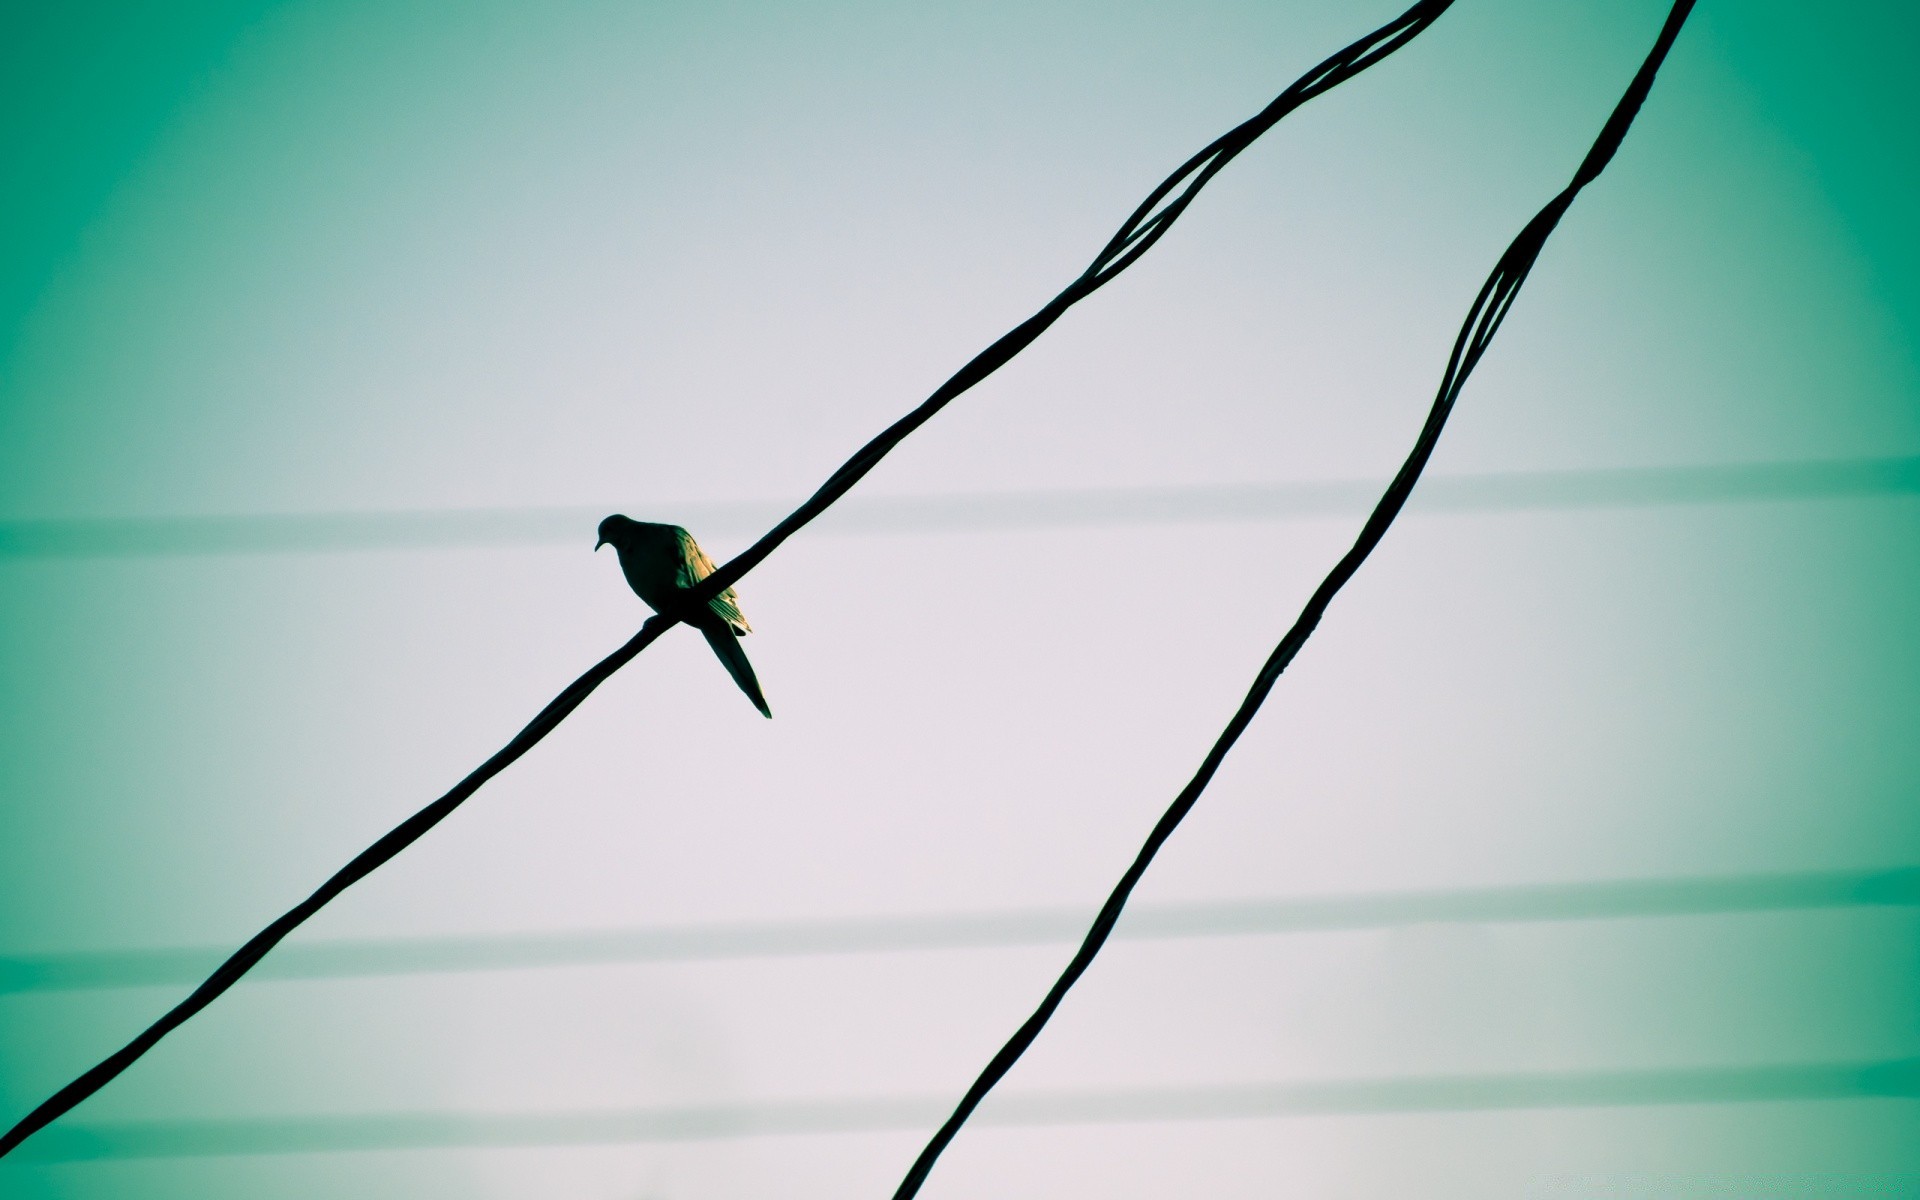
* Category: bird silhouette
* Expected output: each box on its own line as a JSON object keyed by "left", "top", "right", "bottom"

{"left": 596, "top": 515, "right": 771, "bottom": 718}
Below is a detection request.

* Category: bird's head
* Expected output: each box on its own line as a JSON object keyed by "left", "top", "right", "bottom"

{"left": 598, "top": 515, "right": 684, "bottom": 555}
{"left": 595, "top": 514, "right": 633, "bottom": 552}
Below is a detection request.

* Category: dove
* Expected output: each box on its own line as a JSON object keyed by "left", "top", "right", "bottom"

{"left": 596, "top": 515, "right": 771, "bottom": 718}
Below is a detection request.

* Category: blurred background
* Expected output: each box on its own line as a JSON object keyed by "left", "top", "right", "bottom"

{"left": 2, "top": 0, "right": 1916, "bottom": 1196}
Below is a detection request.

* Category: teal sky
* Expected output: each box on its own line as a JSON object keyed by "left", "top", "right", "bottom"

{"left": 3, "top": 2, "right": 1916, "bottom": 1197}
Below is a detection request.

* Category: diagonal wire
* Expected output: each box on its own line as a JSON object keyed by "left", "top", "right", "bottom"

{"left": 0, "top": 0, "right": 1459, "bottom": 1160}
{"left": 672, "top": 0, "right": 1456, "bottom": 611}
{"left": 884, "top": 4, "right": 1699, "bottom": 1198}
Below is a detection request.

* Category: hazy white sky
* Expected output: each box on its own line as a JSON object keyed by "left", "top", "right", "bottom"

{"left": 3, "top": 2, "right": 1917, "bottom": 1197}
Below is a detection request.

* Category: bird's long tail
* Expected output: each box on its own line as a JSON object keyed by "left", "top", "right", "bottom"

{"left": 700, "top": 624, "right": 772, "bottom": 718}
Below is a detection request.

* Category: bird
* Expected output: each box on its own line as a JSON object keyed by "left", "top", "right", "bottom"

{"left": 596, "top": 515, "right": 771, "bottom": 718}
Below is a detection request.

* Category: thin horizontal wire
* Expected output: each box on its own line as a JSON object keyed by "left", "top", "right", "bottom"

{"left": 0, "top": 0, "right": 1457, "bottom": 1161}
{"left": 5, "top": 866, "right": 1913, "bottom": 995}
{"left": 885, "top": 4, "right": 1698, "bottom": 1197}
{"left": 17, "top": 1059, "right": 1917, "bottom": 1162}
{"left": 3, "top": 455, "right": 1915, "bottom": 558}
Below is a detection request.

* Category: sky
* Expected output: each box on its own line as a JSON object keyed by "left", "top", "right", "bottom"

{"left": 3, "top": 1, "right": 1917, "bottom": 1197}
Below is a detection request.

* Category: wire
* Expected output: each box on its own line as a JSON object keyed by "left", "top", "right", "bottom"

{"left": 20, "top": 1059, "right": 1912, "bottom": 1162}
{"left": 884, "top": 4, "right": 1698, "bottom": 1197}
{"left": 0, "top": 0, "right": 1459, "bottom": 1161}
{"left": 6, "top": 455, "right": 1916, "bottom": 557}
{"left": 7, "top": 865, "right": 1911, "bottom": 995}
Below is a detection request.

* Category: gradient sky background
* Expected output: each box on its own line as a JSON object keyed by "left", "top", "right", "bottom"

{"left": 3, "top": 1, "right": 1917, "bottom": 1197}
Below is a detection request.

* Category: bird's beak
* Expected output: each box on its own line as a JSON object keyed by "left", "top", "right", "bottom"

{"left": 594, "top": 537, "right": 608, "bottom": 551}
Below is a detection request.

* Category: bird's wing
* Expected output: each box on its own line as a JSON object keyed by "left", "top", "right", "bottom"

{"left": 674, "top": 527, "right": 752, "bottom": 634}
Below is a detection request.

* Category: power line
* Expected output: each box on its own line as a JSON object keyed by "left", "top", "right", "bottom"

{"left": 885, "top": 4, "right": 1698, "bottom": 1197}
{"left": 0, "top": 0, "right": 1459, "bottom": 1160}
{"left": 4, "top": 455, "right": 1914, "bottom": 558}
{"left": 17, "top": 1059, "right": 1915, "bottom": 1162}
{"left": 6, "top": 866, "right": 1912, "bottom": 995}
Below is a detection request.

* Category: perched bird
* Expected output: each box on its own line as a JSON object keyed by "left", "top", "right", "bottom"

{"left": 596, "top": 515, "right": 771, "bottom": 718}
